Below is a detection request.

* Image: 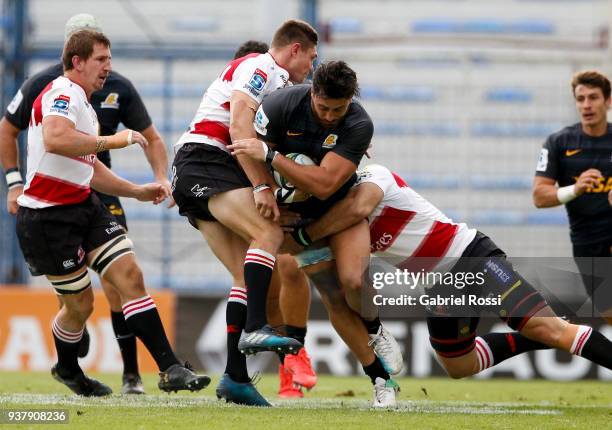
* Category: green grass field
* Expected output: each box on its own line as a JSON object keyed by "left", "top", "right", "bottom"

{"left": 0, "top": 371, "right": 610, "bottom": 429}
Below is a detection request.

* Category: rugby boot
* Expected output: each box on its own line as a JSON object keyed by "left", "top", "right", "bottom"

{"left": 216, "top": 373, "right": 271, "bottom": 407}
{"left": 368, "top": 325, "right": 403, "bottom": 375}
{"left": 51, "top": 364, "right": 112, "bottom": 397}
{"left": 372, "top": 377, "right": 400, "bottom": 408}
{"left": 278, "top": 364, "right": 303, "bottom": 399}
{"left": 238, "top": 325, "right": 302, "bottom": 356}
{"left": 158, "top": 361, "right": 211, "bottom": 393}
{"left": 283, "top": 347, "right": 317, "bottom": 390}
{"left": 121, "top": 373, "right": 145, "bottom": 395}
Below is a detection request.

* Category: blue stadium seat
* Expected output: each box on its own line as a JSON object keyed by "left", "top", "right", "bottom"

{"left": 469, "top": 175, "right": 532, "bottom": 190}
{"left": 329, "top": 17, "right": 363, "bottom": 34}
{"left": 485, "top": 88, "right": 533, "bottom": 103}
{"left": 360, "top": 85, "right": 435, "bottom": 102}
{"left": 471, "top": 122, "right": 561, "bottom": 137}
{"left": 376, "top": 122, "right": 461, "bottom": 136}
{"left": 412, "top": 18, "right": 554, "bottom": 35}
{"left": 170, "top": 17, "right": 219, "bottom": 32}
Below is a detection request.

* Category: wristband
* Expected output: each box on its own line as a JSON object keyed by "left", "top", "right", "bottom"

{"left": 253, "top": 183, "right": 271, "bottom": 194}
{"left": 291, "top": 226, "right": 313, "bottom": 247}
{"left": 127, "top": 129, "right": 134, "bottom": 145}
{"left": 557, "top": 184, "right": 577, "bottom": 204}
{"left": 265, "top": 148, "right": 278, "bottom": 168}
{"left": 5, "top": 168, "right": 23, "bottom": 190}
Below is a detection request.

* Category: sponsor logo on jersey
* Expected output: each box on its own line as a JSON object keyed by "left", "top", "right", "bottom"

{"left": 254, "top": 108, "right": 269, "bottom": 136}
{"left": 565, "top": 149, "right": 581, "bottom": 157}
{"left": 484, "top": 259, "right": 511, "bottom": 284}
{"left": 323, "top": 134, "right": 338, "bottom": 148}
{"left": 578, "top": 176, "right": 612, "bottom": 193}
{"left": 535, "top": 148, "right": 548, "bottom": 172}
{"left": 62, "top": 259, "right": 75, "bottom": 269}
{"left": 101, "top": 92, "right": 120, "bottom": 109}
{"left": 245, "top": 68, "right": 268, "bottom": 95}
{"left": 7, "top": 89, "right": 23, "bottom": 114}
{"left": 191, "top": 184, "right": 210, "bottom": 198}
{"left": 51, "top": 94, "right": 70, "bottom": 112}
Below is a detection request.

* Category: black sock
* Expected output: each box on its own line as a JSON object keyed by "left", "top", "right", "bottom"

{"left": 361, "top": 316, "right": 381, "bottom": 335}
{"left": 244, "top": 249, "right": 275, "bottom": 332}
{"left": 285, "top": 325, "right": 307, "bottom": 345}
{"left": 111, "top": 311, "right": 139, "bottom": 375}
{"left": 51, "top": 318, "right": 83, "bottom": 376}
{"left": 277, "top": 353, "right": 285, "bottom": 364}
{"left": 572, "top": 327, "right": 612, "bottom": 370}
{"left": 225, "top": 287, "right": 250, "bottom": 382}
{"left": 475, "top": 332, "right": 549, "bottom": 370}
{"left": 363, "top": 356, "right": 390, "bottom": 384}
{"left": 122, "top": 295, "right": 179, "bottom": 372}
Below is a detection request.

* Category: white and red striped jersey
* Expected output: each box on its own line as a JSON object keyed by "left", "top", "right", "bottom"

{"left": 18, "top": 76, "right": 98, "bottom": 209}
{"left": 174, "top": 53, "right": 290, "bottom": 152}
{"left": 358, "top": 164, "right": 477, "bottom": 270}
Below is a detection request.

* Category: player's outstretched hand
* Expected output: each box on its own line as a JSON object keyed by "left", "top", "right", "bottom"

{"left": 228, "top": 138, "right": 267, "bottom": 161}
{"left": 254, "top": 188, "right": 280, "bottom": 221}
{"left": 6, "top": 185, "right": 22, "bottom": 215}
{"left": 157, "top": 177, "right": 176, "bottom": 208}
{"left": 108, "top": 129, "right": 148, "bottom": 150}
{"left": 135, "top": 182, "right": 168, "bottom": 204}
{"left": 575, "top": 168, "right": 603, "bottom": 195}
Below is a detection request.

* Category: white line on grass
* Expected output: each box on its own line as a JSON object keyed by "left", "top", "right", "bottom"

{"left": 0, "top": 393, "right": 566, "bottom": 415}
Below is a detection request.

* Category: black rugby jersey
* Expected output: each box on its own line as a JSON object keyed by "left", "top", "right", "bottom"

{"left": 535, "top": 123, "right": 612, "bottom": 245}
{"left": 254, "top": 84, "right": 373, "bottom": 218}
{"left": 5, "top": 63, "right": 152, "bottom": 169}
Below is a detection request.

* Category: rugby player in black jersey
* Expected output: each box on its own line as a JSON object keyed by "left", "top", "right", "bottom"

{"left": 533, "top": 70, "right": 612, "bottom": 324}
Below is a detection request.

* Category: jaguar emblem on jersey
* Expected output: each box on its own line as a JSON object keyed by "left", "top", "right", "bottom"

{"left": 245, "top": 68, "right": 268, "bottom": 96}
{"left": 51, "top": 95, "right": 70, "bottom": 113}
{"left": 101, "top": 92, "right": 120, "bottom": 109}
{"left": 323, "top": 134, "right": 338, "bottom": 148}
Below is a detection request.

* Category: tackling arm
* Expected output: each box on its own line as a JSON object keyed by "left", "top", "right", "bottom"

{"left": 91, "top": 159, "right": 166, "bottom": 203}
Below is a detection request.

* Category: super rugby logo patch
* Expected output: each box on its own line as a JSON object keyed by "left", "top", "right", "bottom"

{"left": 323, "top": 134, "right": 338, "bottom": 148}
{"left": 245, "top": 68, "right": 268, "bottom": 96}
{"left": 51, "top": 94, "right": 70, "bottom": 114}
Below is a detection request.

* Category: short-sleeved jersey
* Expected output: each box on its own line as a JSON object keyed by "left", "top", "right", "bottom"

{"left": 253, "top": 84, "right": 373, "bottom": 167}
{"left": 18, "top": 77, "right": 98, "bottom": 209}
{"left": 357, "top": 164, "right": 477, "bottom": 269}
{"left": 4, "top": 63, "right": 152, "bottom": 169}
{"left": 535, "top": 123, "right": 612, "bottom": 245}
{"left": 174, "top": 52, "right": 290, "bottom": 152}
{"left": 254, "top": 84, "right": 373, "bottom": 218}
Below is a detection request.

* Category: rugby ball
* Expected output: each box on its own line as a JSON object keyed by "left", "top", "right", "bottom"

{"left": 273, "top": 153, "right": 316, "bottom": 190}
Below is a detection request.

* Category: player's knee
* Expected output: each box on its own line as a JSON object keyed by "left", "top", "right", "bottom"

{"left": 340, "top": 273, "right": 362, "bottom": 292}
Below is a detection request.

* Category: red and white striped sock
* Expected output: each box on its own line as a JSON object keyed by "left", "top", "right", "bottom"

{"left": 122, "top": 295, "right": 156, "bottom": 320}
{"left": 569, "top": 325, "right": 593, "bottom": 356}
{"left": 228, "top": 286, "right": 247, "bottom": 306}
{"left": 244, "top": 249, "right": 276, "bottom": 332}
{"left": 52, "top": 317, "right": 84, "bottom": 344}
{"left": 121, "top": 295, "right": 179, "bottom": 371}
{"left": 474, "top": 336, "right": 494, "bottom": 371}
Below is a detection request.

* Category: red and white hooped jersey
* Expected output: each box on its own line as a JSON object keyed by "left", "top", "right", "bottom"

{"left": 18, "top": 76, "right": 98, "bottom": 209}
{"left": 174, "top": 52, "right": 290, "bottom": 153}
{"left": 358, "top": 164, "right": 477, "bottom": 269}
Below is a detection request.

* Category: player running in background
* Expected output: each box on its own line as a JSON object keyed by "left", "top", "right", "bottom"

{"left": 533, "top": 70, "right": 612, "bottom": 324}
{"left": 0, "top": 13, "right": 171, "bottom": 394}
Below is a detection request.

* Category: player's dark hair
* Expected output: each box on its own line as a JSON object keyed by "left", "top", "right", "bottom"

{"left": 271, "top": 19, "right": 318, "bottom": 51}
{"left": 233, "top": 40, "right": 269, "bottom": 59}
{"left": 62, "top": 30, "right": 111, "bottom": 71}
{"left": 312, "top": 60, "right": 360, "bottom": 99}
{"left": 572, "top": 70, "right": 611, "bottom": 100}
